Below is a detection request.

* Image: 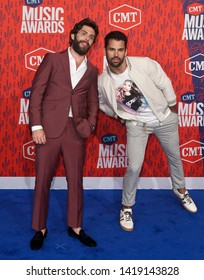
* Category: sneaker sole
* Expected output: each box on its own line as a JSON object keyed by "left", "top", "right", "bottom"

{"left": 183, "top": 205, "right": 198, "bottom": 213}
{"left": 120, "top": 224, "right": 134, "bottom": 232}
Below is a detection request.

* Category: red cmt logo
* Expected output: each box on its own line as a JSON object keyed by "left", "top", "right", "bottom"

{"left": 109, "top": 4, "right": 141, "bottom": 30}
{"left": 187, "top": 3, "right": 204, "bottom": 16}
{"left": 180, "top": 140, "right": 204, "bottom": 163}
{"left": 23, "top": 140, "right": 36, "bottom": 161}
{"left": 25, "top": 47, "right": 54, "bottom": 71}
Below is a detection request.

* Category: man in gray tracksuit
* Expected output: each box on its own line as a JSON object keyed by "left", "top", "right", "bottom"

{"left": 98, "top": 31, "right": 197, "bottom": 231}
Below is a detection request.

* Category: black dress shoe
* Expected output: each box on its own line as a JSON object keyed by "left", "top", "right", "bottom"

{"left": 30, "top": 228, "right": 48, "bottom": 250}
{"left": 68, "top": 227, "right": 97, "bottom": 247}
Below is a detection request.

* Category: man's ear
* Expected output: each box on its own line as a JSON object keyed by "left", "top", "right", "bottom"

{"left": 71, "top": 33, "right": 75, "bottom": 41}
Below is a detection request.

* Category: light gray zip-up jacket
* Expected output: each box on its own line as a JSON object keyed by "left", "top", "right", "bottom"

{"left": 98, "top": 56, "right": 177, "bottom": 122}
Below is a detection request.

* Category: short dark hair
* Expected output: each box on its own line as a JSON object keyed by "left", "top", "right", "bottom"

{"left": 104, "top": 31, "right": 128, "bottom": 49}
{"left": 69, "top": 18, "right": 99, "bottom": 45}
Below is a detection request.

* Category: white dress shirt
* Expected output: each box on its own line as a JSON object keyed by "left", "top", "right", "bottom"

{"left": 68, "top": 47, "right": 87, "bottom": 117}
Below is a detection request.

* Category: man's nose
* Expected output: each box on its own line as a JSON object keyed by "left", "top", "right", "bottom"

{"left": 84, "top": 34, "right": 91, "bottom": 42}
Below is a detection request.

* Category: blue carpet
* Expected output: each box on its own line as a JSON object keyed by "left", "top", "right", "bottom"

{"left": 0, "top": 189, "right": 203, "bottom": 260}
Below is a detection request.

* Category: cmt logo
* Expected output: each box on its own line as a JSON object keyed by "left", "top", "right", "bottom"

{"left": 181, "top": 92, "right": 196, "bottom": 104}
{"left": 23, "top": 141, "right": 36, "bottom": 161}
{"left": 185, "top": 53, "right": 204, "bottom": 78}
{"left": 25, "top": 0, "right": 43, "bottom": 7}
{"left": 25, "top": 47, "right": 54, "bottom": 71}
{"left": 102, "top": 133, "right": 118, "bottom": 145}
{"left": 180, "top": 140, "right": 204, "bottom": 163}
{"left": 109, "top": 4, "right": 141, "bottom": 30}
{"left": 22, "top": 87, "right": 32, "bottom": 99}
{"left": 187, "top": 3, "right": 204, "bottom": 16}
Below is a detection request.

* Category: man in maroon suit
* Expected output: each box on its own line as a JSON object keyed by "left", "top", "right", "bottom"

{"left": 29, "top": 18, "right": 99, "bottom": 250}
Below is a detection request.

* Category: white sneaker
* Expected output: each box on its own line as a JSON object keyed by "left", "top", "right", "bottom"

{"left": 120, "top": 208, "right": 134, "bottom": 231}
{"left": 173, "top": 188, "right": 197, "bottom": 213}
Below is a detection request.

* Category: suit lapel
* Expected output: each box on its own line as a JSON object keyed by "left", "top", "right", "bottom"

{"left": 73, "top": 60, "right": 93, "bottom": 90}
{"left": 59, "top": 49, "right": 72, "bottom": 87}
{"left": 59, "top": 51, "right": 93, "bottom": 91}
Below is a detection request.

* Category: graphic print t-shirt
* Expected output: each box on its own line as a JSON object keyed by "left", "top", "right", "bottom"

{"left": 116, "top": 79, "right": 148, "bottom": 113}
{"left": 110, "top": 68, "right": 157, "bottom": 122}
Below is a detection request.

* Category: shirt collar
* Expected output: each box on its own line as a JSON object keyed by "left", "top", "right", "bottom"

{"left": 68, "top": 47, "right": 87, "bottom": 68}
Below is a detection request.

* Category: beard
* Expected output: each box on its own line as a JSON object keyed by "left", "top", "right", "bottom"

{"left": 72, "top": 38, "right": 91, "bottom": 55}
{"left": 107, "top": 56, "right": 126, "bottom": 68}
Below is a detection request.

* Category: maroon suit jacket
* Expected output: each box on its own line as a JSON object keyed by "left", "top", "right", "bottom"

{"left": 29, "top": 49, "right": 99, "bottom": 138}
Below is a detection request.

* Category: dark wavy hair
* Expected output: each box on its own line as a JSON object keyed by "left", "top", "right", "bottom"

{"left": 69, "top": 18, "right": 99, "bottom": 45}
{"left": 104, "top": 31, "right": 128, "bottom": 49}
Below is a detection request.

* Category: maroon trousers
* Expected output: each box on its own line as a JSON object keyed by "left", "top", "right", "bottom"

{"left": 32, "top": 118, "right": 86, "bottom": 230}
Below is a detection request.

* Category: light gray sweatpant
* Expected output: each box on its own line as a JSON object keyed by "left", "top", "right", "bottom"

{"left": 122, "top": 112, "right": 185, "bottom": 207}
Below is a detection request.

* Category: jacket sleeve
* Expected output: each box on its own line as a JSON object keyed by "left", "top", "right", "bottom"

{"left": 98, "top": 78, "right": 118, "bottom": 119}
{"left": 73, "top": 67, "right": 99, "bottom": 138}
{"left": 147, "top": 58, "right": 177, "bottom": 106}
{"left": 29, "top": 53, "right": 53, "bottom": 127}
{"left": 87, "top": 67, "right": 99, "bottom": 129}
